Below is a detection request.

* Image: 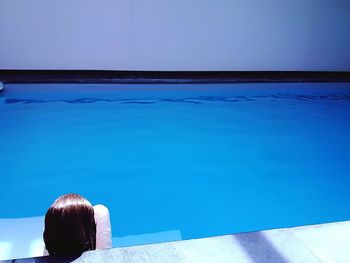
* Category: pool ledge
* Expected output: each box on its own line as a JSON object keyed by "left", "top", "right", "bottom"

{"left": 3, "top": 220, "right": 350, "bottom": 262}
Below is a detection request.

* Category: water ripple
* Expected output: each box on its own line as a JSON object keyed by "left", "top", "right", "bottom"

{"left": 1, "top": 94, "right": 350, "bottom": 105}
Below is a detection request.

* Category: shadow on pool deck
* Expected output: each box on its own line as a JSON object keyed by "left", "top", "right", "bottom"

{"left": 234, "top": 231, "right": 290, "bottom": 263}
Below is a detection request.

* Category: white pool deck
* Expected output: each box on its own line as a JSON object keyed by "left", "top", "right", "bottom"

{"left": 73, "top": 220, "right": 350, "bottom": 263}
{"left": 1, "top": 219, "right": 350, "bottom": 262}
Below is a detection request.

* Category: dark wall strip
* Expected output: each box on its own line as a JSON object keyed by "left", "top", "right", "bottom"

{"left": 0, "top": 70, "right": 350, "bottom": 84}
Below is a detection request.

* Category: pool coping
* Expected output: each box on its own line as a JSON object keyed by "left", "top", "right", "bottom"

{"left": 2, "top": 220, "right": 349, "bottom": 262}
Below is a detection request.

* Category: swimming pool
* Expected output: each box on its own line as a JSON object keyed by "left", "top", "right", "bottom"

{"left": 1, "top": 82, "right": 350, "bottom": 246}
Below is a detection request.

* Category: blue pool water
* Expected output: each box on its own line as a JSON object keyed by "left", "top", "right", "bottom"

{"left": 0, "top": 82, "right": 350, "bottom": 245}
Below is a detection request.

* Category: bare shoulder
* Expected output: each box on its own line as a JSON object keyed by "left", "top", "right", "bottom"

{"left": 94, "top": 204, "right": 110, "bottom": 218}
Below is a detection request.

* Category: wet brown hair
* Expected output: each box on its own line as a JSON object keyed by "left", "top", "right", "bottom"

{"left": 43, "top": 193, "right": 96, "bottom": 256}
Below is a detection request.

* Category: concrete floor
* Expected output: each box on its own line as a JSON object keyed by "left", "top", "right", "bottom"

{"left": 1, "top": 220, "right": 350, "bottom": 262}
{"left": 74, "top": 221, "right": 350, "bottom": 263}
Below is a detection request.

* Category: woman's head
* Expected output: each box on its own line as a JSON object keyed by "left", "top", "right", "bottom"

{"left": 43, "top": 193, "right": 96, "bottom": 256}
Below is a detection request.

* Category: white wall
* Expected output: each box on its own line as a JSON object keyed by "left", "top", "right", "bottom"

{"left": 0, "top": 0, "right": 349, "bottom": 71}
